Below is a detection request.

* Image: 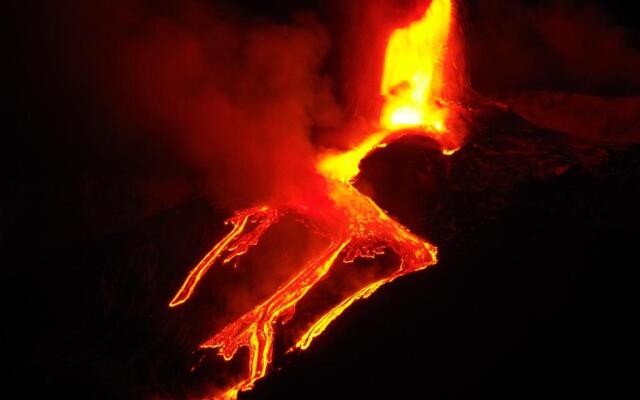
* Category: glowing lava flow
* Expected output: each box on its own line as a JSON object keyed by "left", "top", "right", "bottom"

{"left": 170, "top": 1, "right": 460, "bottom": 398}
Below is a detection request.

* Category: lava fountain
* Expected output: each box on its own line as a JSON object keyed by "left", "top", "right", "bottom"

{"left": 170, "top": 0, "right": 464, "bottom": 398}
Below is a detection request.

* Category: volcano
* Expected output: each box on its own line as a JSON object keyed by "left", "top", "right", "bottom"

{"left": 5, "top": 0, "right": 640, "bottom": 399}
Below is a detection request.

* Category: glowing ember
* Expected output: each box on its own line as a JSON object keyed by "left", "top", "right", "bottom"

{"left": 170, "top": 1, "right": 461, "bottom": 398}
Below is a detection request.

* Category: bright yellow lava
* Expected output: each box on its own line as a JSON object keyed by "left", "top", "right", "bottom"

{"left": 380, "top": 0, "right": 452, "bottom": 133}
{"left": 318, "top": 0, "right": 454, "bottom": 184}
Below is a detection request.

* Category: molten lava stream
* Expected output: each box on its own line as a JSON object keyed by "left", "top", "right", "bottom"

{"left": 170, "top": 0, "right": 462, "bottom": 398}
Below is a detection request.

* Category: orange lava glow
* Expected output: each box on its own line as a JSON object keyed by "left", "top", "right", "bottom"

{"left": 170, "top": 1, "right": 461, "bottom": 398}
{"left": 380, "top": 0, "right": 452, "bottom": 133}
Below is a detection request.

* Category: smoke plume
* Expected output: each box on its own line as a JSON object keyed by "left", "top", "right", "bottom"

{"left": 25, "top": 0, "right": 343, "bottom": 211}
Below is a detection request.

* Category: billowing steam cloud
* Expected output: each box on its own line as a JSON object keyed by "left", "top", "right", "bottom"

{"left": 110, "top": 5, "right": 344, "bottom": 209}
{"left": 35, "top": 0, "right": 343, "bottom": 211}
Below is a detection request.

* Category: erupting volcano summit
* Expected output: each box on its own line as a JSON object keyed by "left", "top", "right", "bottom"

{"left": 170, "top": 0, "right": 465, "bottom": 398}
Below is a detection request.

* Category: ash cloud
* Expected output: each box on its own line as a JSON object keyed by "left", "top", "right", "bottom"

{"left": 33, "top": 0, "right": 343, "bottom": 211}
